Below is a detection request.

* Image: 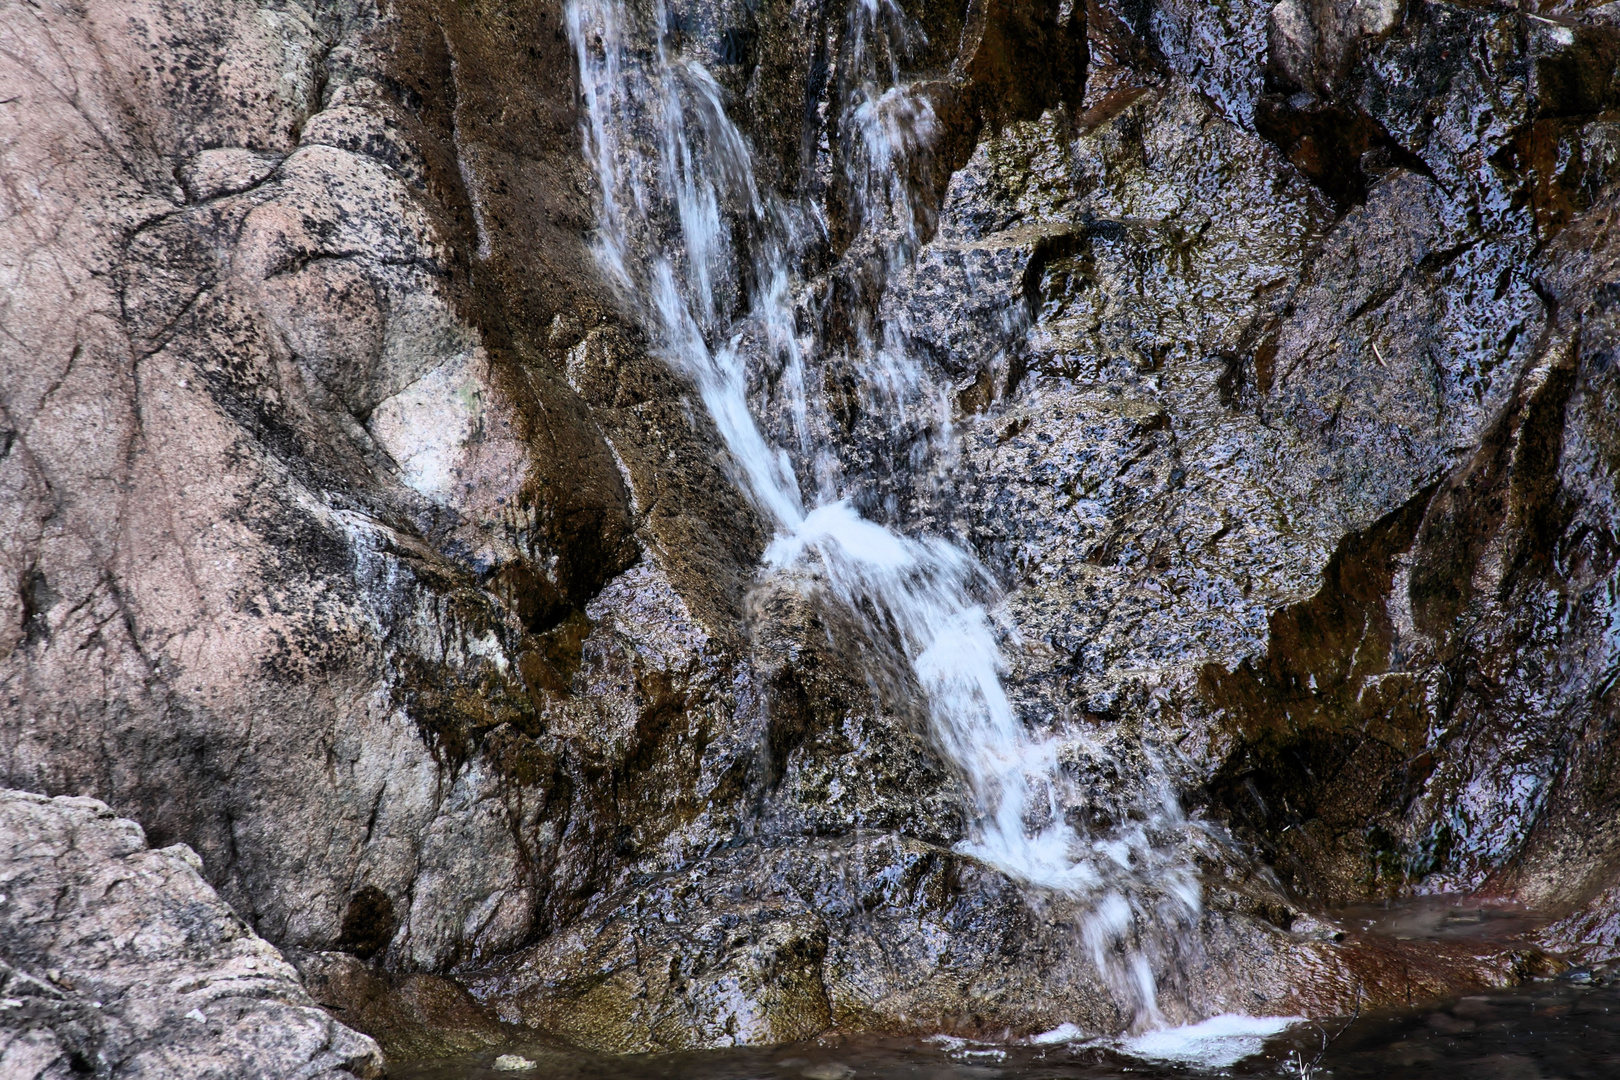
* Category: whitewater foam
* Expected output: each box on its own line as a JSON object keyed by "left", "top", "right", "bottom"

{"left": 1120, "top": 1014, "right": 1306, "bottom": 1068}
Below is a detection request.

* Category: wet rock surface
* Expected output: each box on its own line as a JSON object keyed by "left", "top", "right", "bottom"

{"left": 0, "top": 788, "right": 381, "bottom": 1079}
{"left": 4, "top": 0, "right": 1620, "bottom": 1069}
{"left": 389, "top": 964, "right": 1620, "bottom": 1080}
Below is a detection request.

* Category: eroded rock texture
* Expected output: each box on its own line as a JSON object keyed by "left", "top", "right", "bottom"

{"left": 0, "top": 789, "right": 381, "bottom": 1079}
{"left": 0, "top": 0, "right": 757, "bottom": 982}
{"left": 2, "top": 0, "right": 1620, "bottom": 1066}
{"left": 928, "top": 0, "right": 1620, "bottom": 969}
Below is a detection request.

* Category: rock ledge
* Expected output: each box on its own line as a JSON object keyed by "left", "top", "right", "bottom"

{"left": 0, "top": 788, "right": 382, "bottom": 1080}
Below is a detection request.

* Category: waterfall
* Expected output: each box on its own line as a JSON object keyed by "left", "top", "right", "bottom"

{"left": 566, "top": 0, "right": 1202, "bottom": 1028}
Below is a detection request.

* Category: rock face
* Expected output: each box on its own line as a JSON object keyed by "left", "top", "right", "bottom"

{"left": 3, "top": 0, "right": 1620, "bottom": 1066}
{"left": 0, "top": 789, "right": 381, "bottom": 1079}
{"left": 0, "top": 0, "right": 752, "bottom": 983}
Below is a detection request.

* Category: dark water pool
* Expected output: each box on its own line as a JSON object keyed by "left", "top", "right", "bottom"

{"left": 393, "top": 969, "right": 1620, "bottom": 1080}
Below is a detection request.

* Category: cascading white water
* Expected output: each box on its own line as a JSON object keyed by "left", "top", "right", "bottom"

{"left": 567, "top": 0, "right": 1202, "bottom": 1027}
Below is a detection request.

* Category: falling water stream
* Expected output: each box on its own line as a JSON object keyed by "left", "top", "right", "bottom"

{"left": 565, "top": 0, "right": 1203, "bottom": 1029}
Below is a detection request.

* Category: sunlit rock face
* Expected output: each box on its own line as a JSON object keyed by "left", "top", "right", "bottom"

{"left": 0, "top": 789, "right": 383, "bottom": 1078}
{"left": 4, "top": 0, "right": 1620, "bottom": 1069}
{"left": 0, "top": 0, "right": 732, "bottom": 990}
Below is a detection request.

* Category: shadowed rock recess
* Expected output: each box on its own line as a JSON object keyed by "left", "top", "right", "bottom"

{"left": 3, "top": 0, "right": 1620, "bottom": 1071}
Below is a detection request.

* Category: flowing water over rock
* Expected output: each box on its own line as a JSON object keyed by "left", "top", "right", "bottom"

{"left": 10, "top": 0, "right": 1620, "bottom": 1074}
{"left": 566, "top": 0, "right": 1203, "bottom": 1024}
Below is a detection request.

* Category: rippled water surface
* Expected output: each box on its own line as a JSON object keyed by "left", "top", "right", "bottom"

{"left": 396, "top": 970, "right": 1620, "bottom": 1080}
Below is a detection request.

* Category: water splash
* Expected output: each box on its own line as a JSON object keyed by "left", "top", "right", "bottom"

{"left": 566, "top": 0, "right": 1202, "bottom": 1026}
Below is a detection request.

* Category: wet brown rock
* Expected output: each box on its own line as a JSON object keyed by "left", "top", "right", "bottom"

{"left": 464, "top": 834, "right": 1325, "bottom": 1047}
{"left": 1196, "top": 117, "right": 1620, "bottom": 919}
{"left": 1202, "top": 489, "right": 1439, "bottom": 905}
{"left": 292, "top": 950, "right": 514, "bottom": 1063}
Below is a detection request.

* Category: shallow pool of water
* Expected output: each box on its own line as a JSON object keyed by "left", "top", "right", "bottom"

{"left": 393, "top": 967, "right": 1620, "bottom": 1080}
